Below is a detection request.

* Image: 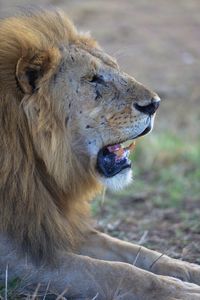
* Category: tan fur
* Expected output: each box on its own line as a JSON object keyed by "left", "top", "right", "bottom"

{"left": 0, "top": 8, "right": 101, "bottom": 263}
{"left": 1, "top": 7, "right": 200, "bottom": 299}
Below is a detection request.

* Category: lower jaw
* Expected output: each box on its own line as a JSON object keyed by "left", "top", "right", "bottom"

{"left": 96, "top": 147, "right": 132, "bottom": 178}
{"left": 97, "top": 162, "right": 132, "bottom": 178}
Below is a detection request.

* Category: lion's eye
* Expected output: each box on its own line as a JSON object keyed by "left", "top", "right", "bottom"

{"left": 89, "top": 75, "right": 105, "bottom": 85}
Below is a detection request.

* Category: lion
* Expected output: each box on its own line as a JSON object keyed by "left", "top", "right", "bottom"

{"left": 0, "top": 6, "right": 200, "bottom": 300}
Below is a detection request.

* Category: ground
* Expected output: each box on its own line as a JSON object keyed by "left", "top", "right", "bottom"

{"left": 0, "top": 0, "right": 200, "bottom": 273}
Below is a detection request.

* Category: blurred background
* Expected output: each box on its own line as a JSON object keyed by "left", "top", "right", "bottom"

{"left": 1, "top": 0, "right": 200, "bottom": 263}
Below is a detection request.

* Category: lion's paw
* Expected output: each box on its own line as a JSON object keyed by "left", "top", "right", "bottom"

{"left": 151, "top": 256, "right": 200, "bottom": 285}
{"left": 163, "top": 277, "right": 200, "bottom": 300}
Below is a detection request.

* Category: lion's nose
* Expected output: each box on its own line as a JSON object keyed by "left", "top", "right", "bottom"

{"left": 134, "top": 96, "right": 160, "bottom": 115}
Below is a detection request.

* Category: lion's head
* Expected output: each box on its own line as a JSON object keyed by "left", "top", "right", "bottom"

{"left": 0, "top": 7, "right": 160, "bottom": 261}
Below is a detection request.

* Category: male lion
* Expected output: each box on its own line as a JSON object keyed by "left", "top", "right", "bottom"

{"left": 0, "top": 7, "right": 200, "bottom": 300}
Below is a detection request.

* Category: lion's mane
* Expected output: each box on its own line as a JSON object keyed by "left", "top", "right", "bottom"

{"left": 0, "top": 8, "right": 101, "bottom": 263}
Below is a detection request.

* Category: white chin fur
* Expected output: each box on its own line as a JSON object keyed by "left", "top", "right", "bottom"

{"left": 100, "top": 168, "right": 133, "bottom": 191}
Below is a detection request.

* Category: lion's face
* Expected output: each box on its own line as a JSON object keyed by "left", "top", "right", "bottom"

{"left": 52, "top": 45, "right": 160, "bottom": 190}
{"left": 11, "top": 17, "right": 160, "bottom": 192}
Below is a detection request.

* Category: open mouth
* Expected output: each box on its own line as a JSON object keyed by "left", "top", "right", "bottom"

{"left": 97, "top": 141, "right": 134, "bottom": 177}
{"left": 96, "top": 124, "right": 151, "bottom": 177}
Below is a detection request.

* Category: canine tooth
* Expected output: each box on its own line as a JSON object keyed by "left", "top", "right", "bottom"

{"left": 126, "top": 141, "right": 136, "bottom": 152}
{"left": 121, "top": 141, "right": 131, "bottom": 148}
{"left": 121, "top": 141, "right": 136, "bottom": 151}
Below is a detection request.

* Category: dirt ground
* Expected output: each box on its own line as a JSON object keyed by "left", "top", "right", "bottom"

{"left": 0, "top": 0, "right": 200, "bottom": 263}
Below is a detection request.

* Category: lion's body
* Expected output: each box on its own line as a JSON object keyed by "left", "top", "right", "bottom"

{"left": 0, "top": 7, "right": 200, "bottom": 299}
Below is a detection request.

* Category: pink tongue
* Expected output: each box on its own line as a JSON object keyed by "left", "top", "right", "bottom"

{"left": 107, "top": 144, "right": 121, "bottom": 152}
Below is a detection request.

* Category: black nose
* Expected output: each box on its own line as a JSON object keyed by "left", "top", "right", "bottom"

{"left": 134, "top": 98, "right": 160, "bottom": 115}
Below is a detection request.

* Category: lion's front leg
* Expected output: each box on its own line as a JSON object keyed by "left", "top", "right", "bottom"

{"left": 1, "top": 236, "right": 200, "bottom": 299}
{"left": 4, "top": 252, "right": 200, "bottom": 300}
{"left": 80, "top": 230, "right": 200, "bottom": 285}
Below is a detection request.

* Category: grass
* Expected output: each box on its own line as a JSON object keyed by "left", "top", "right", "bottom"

{"left": 0, "top": 276, "right": 22, "bottom": 300}
{"left": 93, "top": 131, "right": 200, "bottom": 212}
{"left": 133, "top": 132, "right": 200, "bottom": 207}
{"left": 92, "top": 132, "right": 200, "bottom": 262}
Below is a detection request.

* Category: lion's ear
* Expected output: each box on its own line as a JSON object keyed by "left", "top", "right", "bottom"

{"left": 16, "top": 49, "right": 60, "bottom": 94}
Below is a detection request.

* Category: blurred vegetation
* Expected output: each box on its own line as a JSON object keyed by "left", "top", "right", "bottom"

{"left": 93, "top": 132, "right": 200, "bottom": 212}
{"left": 92, "top": 132, "right": 200, "bottom": 263}
{"left": 132, "top": 132, "right": 200, "bottom": 207}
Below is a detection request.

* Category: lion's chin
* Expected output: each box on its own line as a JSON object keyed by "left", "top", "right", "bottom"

{"left": 99, "top": 167, "right": 133, "bottom": 191}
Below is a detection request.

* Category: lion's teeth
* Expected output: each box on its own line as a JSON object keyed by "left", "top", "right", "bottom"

{"left": 121, "top": 141, "right": 136, "bottom": 151}
{"left": 121, "top": 141, "right": 131, "bottom": 148}
{"left": 126, "top": 141, "right": 136, "bottom": 152}
{"left": 107, "top": 141, "right": 136, "bottom": 154}
{"left": 107, "top": 144, "right": 121, "bottom": 152}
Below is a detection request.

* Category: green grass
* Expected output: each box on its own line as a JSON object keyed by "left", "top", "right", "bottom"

{"left": 135, "top": 132, "right": 200, "bottom": 207}
{"left": 92, "top": 132, "right": 200, "bottom": 263}
{"left": 92, "top": 131, "right": 200, "bottom": 212}
{"left": 0, "top": 277, "right": 22, "bottom": 300}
